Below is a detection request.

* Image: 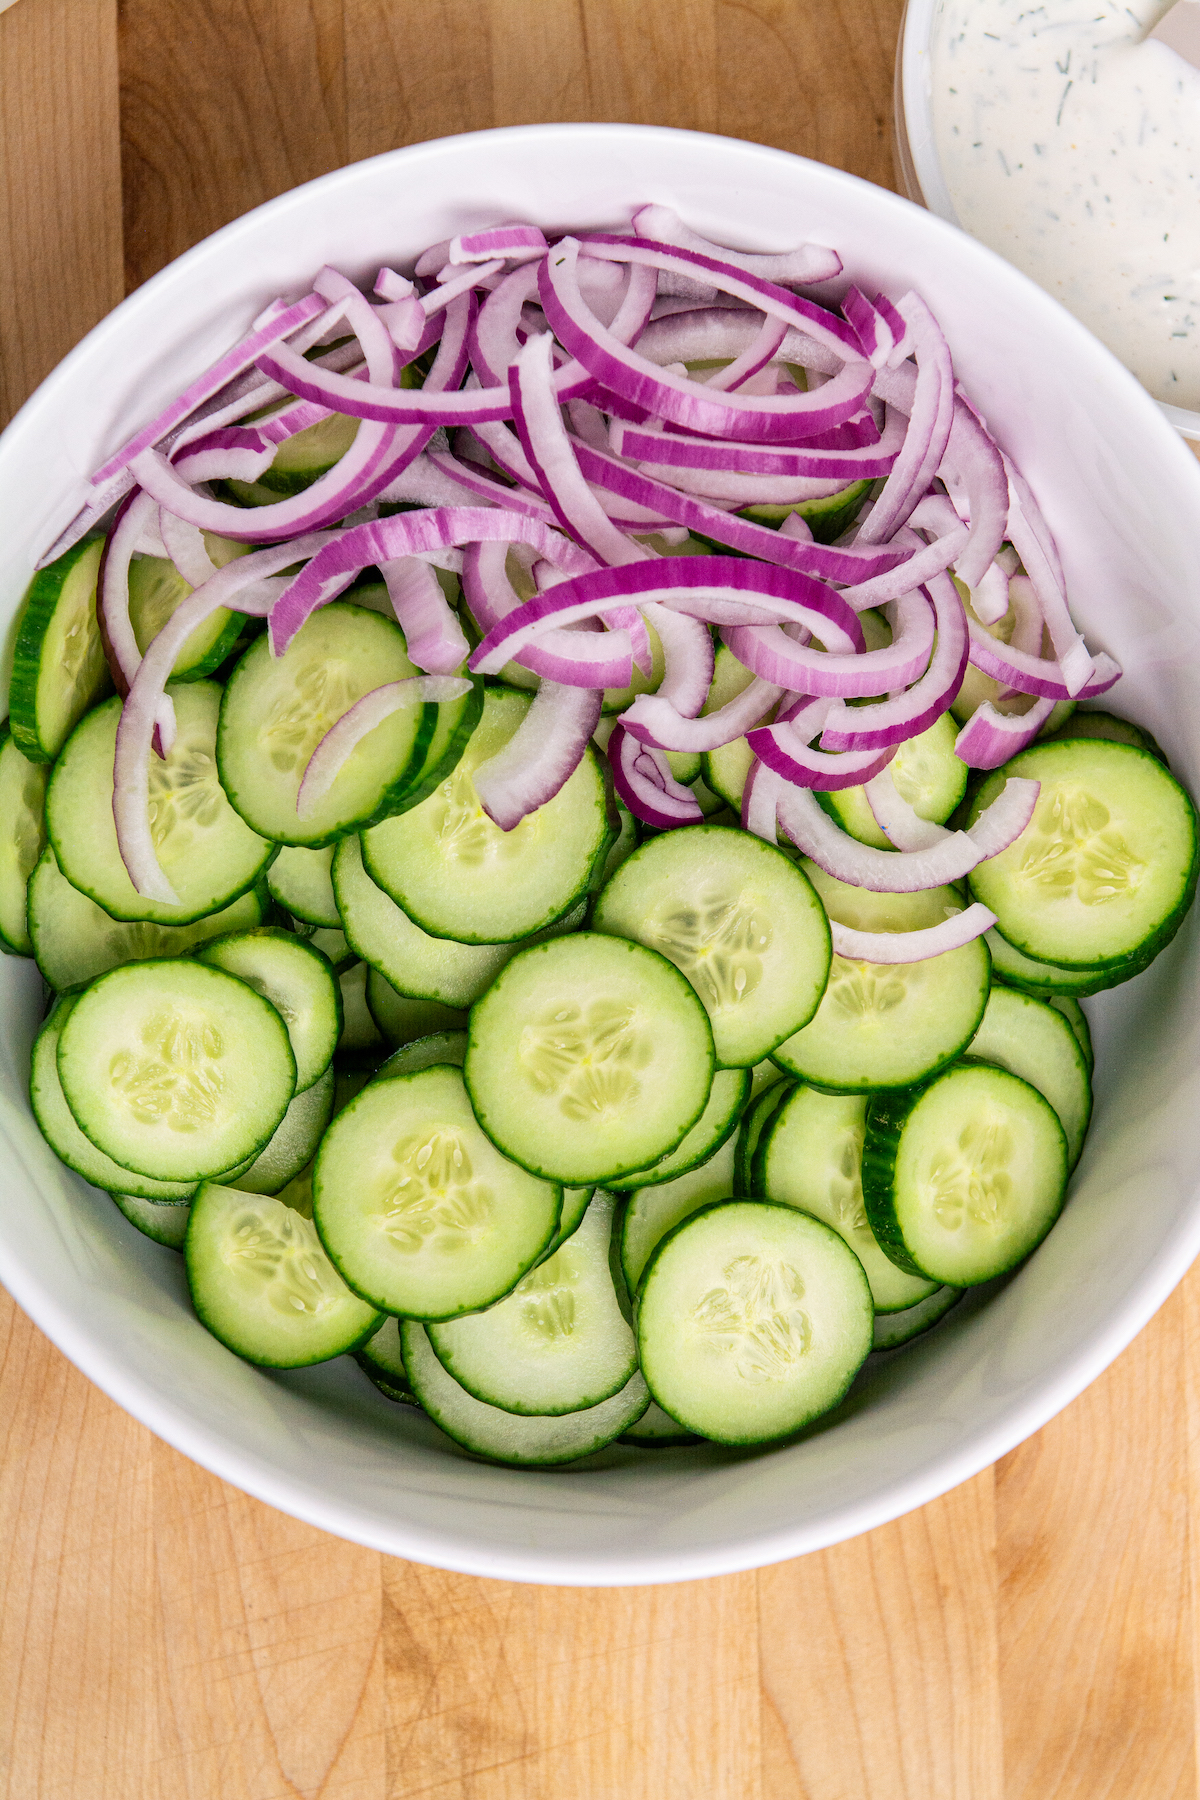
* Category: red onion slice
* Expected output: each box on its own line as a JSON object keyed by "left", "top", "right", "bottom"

{"left": 953, "top": 693, "right": 1059, "bottom": 769}
{"left": 296, "top": 676, "right": 472, "bottom": 817}
{"left": 158, "top": 510, "right": 216, "bottom": 588}
{"left": 380, "top": 556, "right": 469, "bottom": 674}
{"left": 748, "top": 701, "right": 896, "bottom": 791}
{"left": 726, "top": 585, "right": 935, "bottom": 698}
{"left": 966, "top": 618, "right": 1121, "bottom": 701}
{"left": 1003, "top": 455, "right": 1094, "bottom": 694}
{"left": 818, "top": 571, "right": 968, "bottom": 752}
{"left": 856, "top": 294, "right": 954, "bottom": 544}
{"left": 837, "top": 525, "right": 968, "bottom": 612}
{"left": 451, "top": 224, "right": 549, "bottom": 264}
{"left": 630, "top": 205, "right": 843, "bottom": 286}
{"left": 939, "top": 398, "right": 1010, "bottom": 591}
{"left": 841, "top": 287, "right": 899, "bottom": 368}
{"left": 461, "top": 542, "right": 634, "bottom": 689}
{"left": 608, "top": 721, "right": 704, "bottom": 829}
{"left": 641, "top": 601, "right": 714, "bottom": 719}
{"left": 621, "top": 672, "right": 782, "bottom": 754}
{"left": 863, "top": 766, "right": 953, "bottom": 851}
{"left": 610, "top": 408, "right": 903, "bottom": 479}
{"left": 472, "top": 681, "right": 602, "bottom": 830}
{"left": 704, "top": 315, "right": 789, "bottom": 391}
{"left": 830, "top": 904, "right": 997, "bottom": 964}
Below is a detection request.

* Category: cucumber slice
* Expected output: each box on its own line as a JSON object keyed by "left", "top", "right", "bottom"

{"left": 872, "top": 1285, "right": 962, "bottom": 1351}
{"left": 664, "top": 749, "right": 702, "bottom": 787}
{"left": 734, "top": 1078, "right": 791, "bottom": 1196}
{"left": 195, "top": 927, "right": 341, "bottom": 1092}
{"left": 0, "top": 722, "right": 48, "bottom": 955}
{"left": 1043, "top": 707, "right": 1167, "bottom": 763}
{"left": 612, "top": 1067, "right": 749, "bottom": 1189}
{"left": 637, "top": 1200, "right": 873, "bottom": 1444}
{"left": 772, "top": 868, "right": 990, "bottom": 1091}
{"left": 426, "top": 1191, "right": 637, "bottom": 1416}
{"left": 740, "top": 480, "right": 872, "bottom": 543}
{"left": 365, "top": 973, "right": 468, "bottom": 1048}
{"left": 593, "top": 824, "right": 831, "bottom": 1067}
{"left": 757, "top": 1086, "right": 939, "bottom": 1311}
{"left": 235, "top": 1064, "right": 335, "bottom": 1194}
{"left": 334, "top": 833, "right": 514, "bottom": 1004}
{"left": 127, "top": 535, "right": 250, "bottom": 680}
{"left": 186, "top": 1182, "right": 381, "bottom": 1367}
{"left": 370, "top": 1030, "right": 468, "bottom": 1082}
{"left": 217, "top": 601, "right": 435, "bottom": 847}
{"left": 965, "top": 986, "right": 1092, "bottom": 1167}
{"left": 537, "top": 1183, "right": 594, "bottom": 1262}
{"left": 267, "top": 844, "right": 340, "bottom": 927}
{"left": 863, "top": 1063, "right": 1069, "bottom": 1285}
{"left": 254, "top": 410, "right": 360, "bottom": 494}
{"left": 313, "top": 1062, "right": 561, "bottom": 1318}
{"left": 9, "top": 536, "right": 110, "bottom": 762}
{"left": 821, "top": 713, "right": 967, "bottom": 850}
{"left": 700, "top": 643, "right": 779, "bottom": 812}
{"left": 967, "top": 739, "right": 1199, "bottom": 970}
{"left": 1048, "top": 995, "right": 1093, "bottom": 1071}
{"left": 46, "top": 682, "right": 274, "bottom": 926}
{"left": 384, "top": 674, "right": 484, "bottom": 817}
{"left": 986, "top": 928, "right": 1153, "bottom": 997}
{"left": 401, "top": 1320, "right": 650, "bottom": 1466}
{"left": 619, "top": 1401, "right": 699, "bottom": 1448}
{"left": 361, "top": 687, "right": 612, "bottom": 944}
{"left": 30, "top": 998, "right": 195, "bottom": 1202}
{"left": 588, "top": 800, "right": 639, "bottom": 897}
{"left": 110, "top": 1189, "right": 192, "bottom": 1249}
{"left": 338, "top": 961, "right": 385, "bottom": 1053}
{"left": 306, "top": 925, "right": 356, "bottom": 974}
{"left": 28, "top": 848, "right": 268, "bottom": 991}
{"left": 599, "top": 620, "right": 665, "bottom": 715}
{"left": 57, "top": 959, "right": 296, "bottom": 1183}
{"left": 355, "top": 1316, "right": 417, "bottom": 1404}
{"left": 465, "top": 933, "right": 715, "bottom": 1185}
{"left": 621, "top": 1136, "right": 737, "bottom": 1293}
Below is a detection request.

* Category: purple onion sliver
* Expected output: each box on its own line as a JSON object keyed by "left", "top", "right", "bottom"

{"left": 818, "top": 572, "right": 968, "bottom": 752}
{"left": 608, "top": 722, "right": 704, "bottom": 829}
{"left": 630, "top": 206, "right": 843, "bottom": 287}
{"left": 381, "top": 556, "right": 469, "bottom": 674}
{"left": 829, "top": 904, "right": 998, "bottom": 965}
{"left": 473, "top": 681, "right": 602, "bottom": 831}
{"left": 296, "top": 676, "right": 472, "bottom": 818}
{"left": 966, "top": 619, "right": 1121, "bottom": 702}
{"left": 748, "top": 706, "right": 896, "bottom": 792}
{"left": 953, "top": 695, "right": 1059, "bottom": 769}
{"left": 725, "top": 585, "right": 934, "bottom": 699}
{"left": 863, "top": 766, "right": 953, "bottom": 851}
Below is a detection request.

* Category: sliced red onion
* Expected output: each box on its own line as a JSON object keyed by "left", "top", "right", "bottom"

{"left": 966, "top": 617, "right": 1120, "bottom": 701}
{"left": 541, "top": 239, "right": 873, "bottom": 443}
{"left": 374, "top": 268, "right": 414, "bottom": 301}
{"left": 451, "top": 224, "right": 548, "bottom": 264}
{"left": 969, "top": 560, "right": 1011, "bottom": 628}
{"left": 472, "top": 680, "right": 602, "bottom": 831}
{"left": 469, "top": 411, "right": 542, "bottom": 488}
{"left": 626, "top": 461, "right": 849, "bottom": 506}
{"left": 748, "top": 701, "right": 896, "bottom": 791}
{"left": 1006, "top": 573, "right": 1046, "bottom": 656}
{"left": 620, "top": 669, "right": 781, "bottom": 753}
{"left": 856, "top": 294, "right": 954, "bottom": 544}
{"left": 425, "top": 450, "right": 555, "bottom": 520}
{"left": 726, "top": 585, "right": 934, "bottom": 698}
{"left": 841, "top": 287, "right": 898, "bottom": 368}
{"left": 836, "top": 525, "right": 967, "bottom": 612}
{"left": 470, "top": 265, "right": 543, "bottom": 386}
{"left": 639, "top": 601, "right": 714, "bottom": 719}
{"left": 830, "top": 904, "right": 998, "bottom": 964}
{"left": 99, "top": 490, "right": 163, "bottom": 699}
{"left": 461, "top": 542, "right": 633, "bottom": 689}
{"left": 159, "top": 510, "right": 216, "bottom": 588}
{"left": 953, "top": 693, "right": 1059, "bottom": 769}
{"left": 571, "top": 440, "right": 908, "bottom": 585}
{"left": 272, "top": 505, "right": 596, "bottom": 653}
{"left": 608, "top": 721, "right": 704, "bottom": 828}
{"left": 1003, "top": 455, "right": 1094, "bottom": 694}
{"left": 296, "top": 675, "right": 472, "bottom": 817}
{"left": 759, "top": 766, "right": 1040, "bottom": 892}
{"left": 704, "top": 315, "right": 789, "bottom": 391}
{"left": 470, "top": 556, "right": 863, "bottom": 676}
{"left": 863, "top": 766, "right": 953, "bottom": 851}
{"left": 609, "top": 407, "right": 903, "bottom": 479}
{"left": 380, "top": 556, "right": 469, "bottom": 674}
{"left": 630, "top": 205, "right": 843, "bottom": 286}
{"left": 818, "top": 571, "right": 968, "bottom": 752}
{"left": 939, "top": 398, "right": 1009, "bottom": 590}
{"left": 632, "top": 307, "right": 844, "bottom": 380}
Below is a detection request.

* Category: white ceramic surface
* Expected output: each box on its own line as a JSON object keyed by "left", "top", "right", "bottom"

{"left": 4, "top": 124, "right": 1200, "bottom": 1587}
{"left": 895, "top": 0, "right": 1200, "bottom": 442}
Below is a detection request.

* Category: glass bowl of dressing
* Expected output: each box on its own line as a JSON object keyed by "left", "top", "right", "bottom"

{"left": 897, "top": 0, "right": 1200, "bottom": 439}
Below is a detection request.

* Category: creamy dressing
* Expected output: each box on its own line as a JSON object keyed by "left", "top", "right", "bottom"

{"left": 932, "top": 1, "right": 1200, "bottom": 408}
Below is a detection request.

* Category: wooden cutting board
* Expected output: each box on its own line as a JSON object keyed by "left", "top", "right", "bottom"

{"left": 2, "top": 3, "right": 1197, "bottom": 1794}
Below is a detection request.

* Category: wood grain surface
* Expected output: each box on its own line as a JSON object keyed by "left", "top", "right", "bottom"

{"left": 1, "top": 2, "right": 1196, "bottom": 1795}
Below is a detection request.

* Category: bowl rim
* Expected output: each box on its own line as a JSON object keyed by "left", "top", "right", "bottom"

{"left": 5, "top": 118, "right": 1200, "bottom": 1585}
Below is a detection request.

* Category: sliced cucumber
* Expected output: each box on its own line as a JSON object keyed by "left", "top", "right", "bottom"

{"left": 337, "top": 960, "right": 385, "bottom": 1053}
{"left": 426, "top": 1191, "right": 637, "bottom": 1416}
{"left": 401, "top": 1320, "right": 649, "bottom": 1465}
{"left": 740, "top": 480, "right": 872, "bottom": 544}
{"left": 588, "top": 800, "right": 639, "bottom": 898}
{"left": 186, "top": 1181, "right": 380, "bottom": 1367}
{"left": 313, "top": 1062, "right": 561, "bottom": 1318}
{"left": 371, "top": 1030, "right": 469, "bottom": 1083}
{"left": 111, "top": 1189, "right": 192, "bottom": 1249}
{"left": 600, "top": 620, "right": 665, "bottom": 715}
{"left": 30, "top": 998, "right": 195, "bottom": 1202}
{"left": 967, "top": 740, "right": 1199, "bottom": 970}
{"left": 195, "top": 927, "right": 341, "bottom": 1092}
{"left": 465, "top": 933, "right": 715, "bottom": 1185}
{"left": 734, "top": 1078, "right": 791, "bottom": 1196}
{"left": 637, "top": 1200, "right": 873, "bottom": 1444}
{"left": 1043, "top": 708, "right": 1167, "bottom": 763}
{"left": 355, "top": 1315, "right": 417, "bottom": 1404}
{"left": 1048, "top": 995, "right": 1093, "bottom": 1072}
{"left": 47, "top": 681, "right": 274, "bottom": 926}
{"left": 772, "top": 866, "right": 990, "bottom": 1091}
{"left": 821, "top": 713, "right": 967, "bottom": 850}
{"left": 57, "top": 959, "right": 296, "bottom": 1183}
{"left": 621, "top": 1136, "right": 737, "bottom": 1293}
{"left": 361, "top": 686, "right": 613, "bottom": 943}
{"left": 699, "top": 643, "right": 779, "bottom": 813}
{"left": 306, "top": 925, "right": 356, "bottom": 973}
{"left": 593, "top": 824, "right": 831, "bottom": 1067}
{"left": 986, "top": 928, "right": 1152, "bottom": 997}
{"left": 757, "top": 1086, "right": 939, "bottom": 1311}
{"left": 235, "top": 1064, "right": 335, "bottom": 1194}
{"left": 217, "top": 601, "right": 434, "bottom": 847}
{"left": 863, "top": 1062, "right": 1069, "bottom": 1285}
{"left": 537, "top": 1183, "right": 594, "bottom": 1262}
{"left": 619, "top": 1401, "right": 699, "bottom": 1448}
{"left": 612, "top": 1067, "right": 749, "bottom": 1189}
{"left": 127, "top": 535, "right": 250, "bottom": 680}
{"left": 364, "top": 972, "right": 468, "bottom": 1048}
{"left": 872, "top": 1285, "right": 962, "bottom": 1351}
{"left": 965, "top": 986, "right": 1092, "bottom": 1167}
{"left": 383, "top": 673, "right": 484, "bottom": 817}
{"left": 28, "top": 849, "right": 268, "bottom": 991}
{"left": 254, "top": 410, "right": 360, "bottom": 494}
{"left": 0, "top": 722, "right": 48, "bottom": 955}
{"left": 267, "top": 844, "right": 340, "bottom": 927}
{"left": 9, "top": 536, "right": 110, "bottom": 762}
{"left": 664, "top": 749, "right": 702, "bottom": 787}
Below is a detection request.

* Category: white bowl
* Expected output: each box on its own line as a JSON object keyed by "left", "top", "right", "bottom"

{"left": 4, "top": 123, "right": 1200, "bottom": 1586}
{"left": 895, "top": 0, "right": 1200, "bottom": 443}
